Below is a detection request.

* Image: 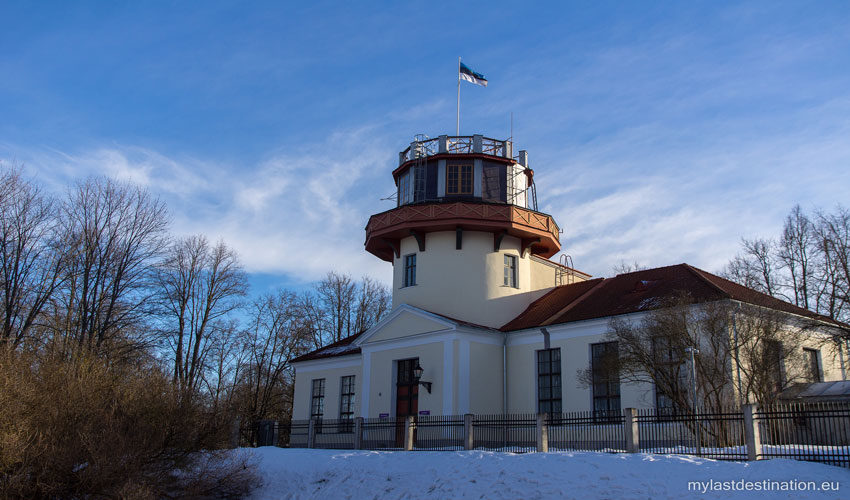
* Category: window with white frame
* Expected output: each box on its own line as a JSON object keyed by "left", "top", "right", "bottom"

{"left": 504, "top": 254, "right": 518, "bottom": 287}
{"left": 403, "top": 254, "right": 416, "bottom": 287}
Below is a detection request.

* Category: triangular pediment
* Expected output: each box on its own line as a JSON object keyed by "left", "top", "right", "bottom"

{"left": 356, "top": 305, "right": 456, "bottom": 344}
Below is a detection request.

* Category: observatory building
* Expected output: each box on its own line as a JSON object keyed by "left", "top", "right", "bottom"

{"left": 291, "top": 134, "right": 846, "bottom": 427}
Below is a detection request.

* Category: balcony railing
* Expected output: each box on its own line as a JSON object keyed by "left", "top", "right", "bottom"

{"left": 399, "top": 135, "right": 516, "bottom": 165}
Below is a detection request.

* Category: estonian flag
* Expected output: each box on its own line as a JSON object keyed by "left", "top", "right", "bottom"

{"left": 459, "top": 62, "right": 488, "bottom": 87}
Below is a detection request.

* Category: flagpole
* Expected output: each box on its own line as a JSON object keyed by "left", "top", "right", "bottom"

{"left": 456, "top": 56, "right": 461, "bottom": 136}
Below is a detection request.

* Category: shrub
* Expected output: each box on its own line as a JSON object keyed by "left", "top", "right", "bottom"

{"left": 0, "top": 351, "right": 259, "bottom": 499}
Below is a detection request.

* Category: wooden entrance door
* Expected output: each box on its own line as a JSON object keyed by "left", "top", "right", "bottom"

{"left": 395, "top": 358, "right": 419, "bottom": 446}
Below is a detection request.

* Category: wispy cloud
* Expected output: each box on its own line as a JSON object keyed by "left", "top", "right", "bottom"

{"left": 2, "top": 129, "right": 397, "bottom": 286}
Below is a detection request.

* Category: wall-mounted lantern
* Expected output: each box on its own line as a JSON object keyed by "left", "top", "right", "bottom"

{"left": 412, "top": 362, "right": 432, "bottom": 393}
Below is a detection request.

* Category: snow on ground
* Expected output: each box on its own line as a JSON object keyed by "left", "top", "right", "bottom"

{"left": 238, "top": 447, "right": 850, "bottom": 500}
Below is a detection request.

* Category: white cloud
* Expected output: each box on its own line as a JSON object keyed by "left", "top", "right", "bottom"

{"left": 2, "top": 129, "right": 397, "bottom": 286}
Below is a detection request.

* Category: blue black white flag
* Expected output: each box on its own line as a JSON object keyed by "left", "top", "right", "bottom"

{"left": 459, "top": 63, "right": 488, "bottom": 87}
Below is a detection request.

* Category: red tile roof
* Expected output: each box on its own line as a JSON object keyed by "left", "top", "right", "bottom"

{"left": 502, "top": 263, "right": 845, "bottom": 331}
{"left": 500, "top": 278, "right": 604, "bottom": 331}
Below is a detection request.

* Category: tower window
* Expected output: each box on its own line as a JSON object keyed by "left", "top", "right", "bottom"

{"left": 403, "top": 254, "right": 416, "bottom": 287}
{"left": 447, "top": 164, "right": 473, "bottom": 195}
{"left": 504, "top": 254, "right": 518, "bottom": 287}
{"left": 413, "top": 165, "right": 426, "bottom": 202}
{"left": 398, "top": 170, "right": 411, "bottom": 205}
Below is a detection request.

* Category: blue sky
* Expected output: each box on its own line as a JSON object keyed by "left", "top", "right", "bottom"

{"left": 2, "top": 1, "right": 850, "bottom": 292}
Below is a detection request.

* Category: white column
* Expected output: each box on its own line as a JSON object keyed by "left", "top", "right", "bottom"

{"left": 361, "top": 351, "right": 372, "bottom": 418}
{"left": 443, "top": 339, "right": 455, "bottom": 415}
{"left": 459, "top": 340, "right": 470, "bottom": 414}
{"left": 437, "top": 159, "right": 446, "bottom": 197}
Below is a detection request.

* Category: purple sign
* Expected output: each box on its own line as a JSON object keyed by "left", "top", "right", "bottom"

{"left": 379, "top": 413, "right": 389, "bottom": 419}
{"left": 419, "top": 410, "right": 430, "bottom": 416}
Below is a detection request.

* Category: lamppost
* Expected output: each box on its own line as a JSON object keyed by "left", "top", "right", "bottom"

{"left": 685, "top": 346, "right": 700, "bottom": 454}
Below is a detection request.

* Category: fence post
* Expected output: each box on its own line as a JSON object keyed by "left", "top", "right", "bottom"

{"left": 404, "top": 415, "right": 416, "bottom": 451}
{"left": 624, "top": 408, "right": 639, "bottom": 453}
{"left": 536, "top": 413, "right": 549, "bottom": 452}
{"left": 354, "top": 417, "right": 364, "bottom": 450}
{"left": 307, "top": 418, "right": 316, "bottom": 449}
{"left": 744, "top": 404, "right": 762, "bottom": 461}
{"left": 464, "top": 414, "right": 474, "bottom": 450}
{"left": 472, "top": 134, "right": 483, "bottom": 153}
{"left": 272, "top": 421, "right": 280, "bottom": 447}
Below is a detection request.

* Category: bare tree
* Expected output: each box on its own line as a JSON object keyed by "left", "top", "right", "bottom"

{"left": 316, "top": 271, "right": 356, "bottom": 344}
{"left": 0, "top": 167, "right": 64, "bottom": 349}
{"left": 723, "top": 238, "right": 783, "bottom": 299}
{"left": 778, "top": 205, "right": 815, "bottom": 309}
{"left": 203, "top": 319, "right": 245, "bottom": 416}
{"left": 239, "top": 291, "right": 312, "bottom": 421}
{"left": 724, "top": 205, "right": 850, "bottom": 336}
{"left": 49, "top": 177, "right": 169, "bottom": 357}
{"left": 612, "top": 260, "right": 646, "bottom": 274}
{"left": 596, "top": 295, "right": 809, "bottom": 410}
{"left": 297, "top": 291, "right": 326, "bottom": 350}
{"left": 817, "top": 207, "right": 850, "bottom": 324}
{"left": 353, "top": 276, "right": 391, "bottom": 333}
{"left": 158, "top": 235, "right": 247, "bottom": 393}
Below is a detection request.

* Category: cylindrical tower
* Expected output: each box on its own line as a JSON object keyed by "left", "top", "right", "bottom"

{"left": 365, "top": 134, "right": 578, "bottom": 328}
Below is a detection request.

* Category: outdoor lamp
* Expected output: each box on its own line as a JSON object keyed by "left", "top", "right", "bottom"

{"left": 412, "top": 362, "right": 432, "bottom": 393}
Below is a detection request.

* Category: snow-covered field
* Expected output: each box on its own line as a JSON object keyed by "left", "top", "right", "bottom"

{"left": 241, "top": 447, "right": 849, "bottom": 499}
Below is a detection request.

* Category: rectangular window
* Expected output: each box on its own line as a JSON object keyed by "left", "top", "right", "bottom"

{"left": 651, "top": 337, "right": 682, "bottom": 420}
{"left": 310, "top": 378, "right": 325, "bottom": 433}
{"left": 503, "top": 254, "right": 518, "bottom": 287}
{"left": 655, "top": 391, "right": 677, "bottom": 420}
{"left": 537, "top": 348, "right": 562, "bottom": 414}
{"left": 398, "top": 171, "right": 411, "bottom": 205}
{"left": 339, "top": 375, "right": 356, "bottom": 432}
{"left": 446, "top": 164, "right": 473, "bottom": 195}
{"left": 591, "top": 342, "right": 620, "bottom": 421}
{"left": 403, "top": 254, "right": 416, "bottom": 287}
{"left": 413, "top": 165, "right": 426, "bottom": 202}
{"left": 764, "top": 340, "right": 784, "bottom": 395}
{"left": 803, "top": 348, "right": 821, "bottom": 383}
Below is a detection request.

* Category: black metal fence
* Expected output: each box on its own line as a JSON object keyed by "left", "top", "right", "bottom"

{"left": 414, "top": 415, "right": 465, "bottom": 450}
{"left": 362, "top": 416, "right": 402, "bottom": 450}
{"left": 312, "top": 419, "right": 356, "bottom": 449}
{"left": 548, "top": 411, "right": 626, "bottom": 453}
{"left": 473, "top": 413, "right": 536, "bottom": 452}
{"left": 757, "top": 402, "right": 850, "bottom": 467}
{"left": 635, "top": 407, "right": 747, "bottom": 461}
{"left": 252, "top": 403, "right": 850, "bottom": 468}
